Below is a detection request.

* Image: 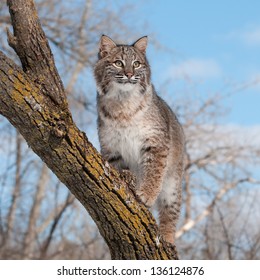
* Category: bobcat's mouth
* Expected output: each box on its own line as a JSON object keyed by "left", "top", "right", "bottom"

{"left": 117, "top": 80, "right": 138, "bottom": 84}
{"left": 115, "top": 75, "right": 139, "bottom": 84}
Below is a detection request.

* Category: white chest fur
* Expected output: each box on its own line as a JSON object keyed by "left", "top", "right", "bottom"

{"left": 98, "top": 83, "right": 153, "bottom": 173}
{"left": 101, "top": 113, "right": 145, "bottom": 174}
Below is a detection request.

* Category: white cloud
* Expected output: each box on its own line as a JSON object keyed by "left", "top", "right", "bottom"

{"left": 225, "top": 25, "right": 260, "bottom": 46}
{"left": 241, "top": 26, "right": 260, "bottom": 46}
{"left": 169, "top": 58, "right": 222, "bottom": 80}
{"left": 216, "top": 124, "right": 260, "bottom": 147}
{"left": 187, "top": 123, "right": 260, "bottom": 167}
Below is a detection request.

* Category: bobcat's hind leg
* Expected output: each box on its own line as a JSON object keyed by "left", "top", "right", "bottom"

{"left": 158, "top": 177, "right": 182, "bottom": 244}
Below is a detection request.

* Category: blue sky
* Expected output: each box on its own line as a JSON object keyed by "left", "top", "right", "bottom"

{"left": 127, "top": 0, "right": 260, "bottom": 126}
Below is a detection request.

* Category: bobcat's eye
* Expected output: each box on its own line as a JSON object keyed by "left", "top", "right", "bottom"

{"left": 133, "top": 61, "right": 141, "bottom": 68}
{"left": 114, "top": 60, "right": 123, "bottom": 68}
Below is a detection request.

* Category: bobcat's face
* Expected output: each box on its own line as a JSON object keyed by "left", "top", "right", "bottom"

{"left": 94, "top": 35, "right": 151, "bottom": 95}
{"left": 104, "top": 46, "right": 147, "bottom": 86}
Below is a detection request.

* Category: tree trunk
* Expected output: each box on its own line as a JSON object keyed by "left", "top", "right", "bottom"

{"left": 0, "top": 0, "right": 178, "bottom": 260}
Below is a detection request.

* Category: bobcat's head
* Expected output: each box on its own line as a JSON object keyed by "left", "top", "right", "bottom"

{"left": 94, "top": 35, "right": 151, "bottom": 95}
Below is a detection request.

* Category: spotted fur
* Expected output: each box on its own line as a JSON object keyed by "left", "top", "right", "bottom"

{"left": 94, "top": 35, "right": 185, "bottom": 244}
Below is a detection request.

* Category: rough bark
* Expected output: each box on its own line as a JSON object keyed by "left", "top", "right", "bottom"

{"left": 0, "top": 0, "right": 178, "bottom": 259}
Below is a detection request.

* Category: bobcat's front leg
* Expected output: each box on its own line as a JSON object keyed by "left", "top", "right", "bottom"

{"left": 101, "top": 147, "right": 128, "bottom": 172}
{"left": 136, "top": 144, "right": 168, "bottom": 207}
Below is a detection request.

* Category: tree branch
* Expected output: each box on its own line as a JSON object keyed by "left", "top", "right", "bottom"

{"left": 0, "top": 0, "right": 178, "bottom": 259}
{"left": 176, "top": 178, "right": 251, "bottom": 239}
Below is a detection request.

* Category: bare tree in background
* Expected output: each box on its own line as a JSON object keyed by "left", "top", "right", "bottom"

{"left": 173, "top": 87, "right": 260, "bottom": 259}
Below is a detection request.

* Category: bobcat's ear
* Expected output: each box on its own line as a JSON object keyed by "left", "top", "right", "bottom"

{"left": 99, "top": 35, "right": 117, "bottom": 58}
{"left": 133, "top": 36, "right": 148, "bottom": 54}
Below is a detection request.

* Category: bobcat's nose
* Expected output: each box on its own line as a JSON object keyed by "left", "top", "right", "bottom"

{"left": 125, "top": 72, "right": 134, "bottom": 79}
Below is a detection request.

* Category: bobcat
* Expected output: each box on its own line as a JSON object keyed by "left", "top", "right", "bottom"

{"left": 94, "top": 35, "right": 185, "bottom": 244}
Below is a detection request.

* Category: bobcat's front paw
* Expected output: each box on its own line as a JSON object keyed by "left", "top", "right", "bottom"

{"left": 136, "top": 188, "right": 156, "bottom": 208}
